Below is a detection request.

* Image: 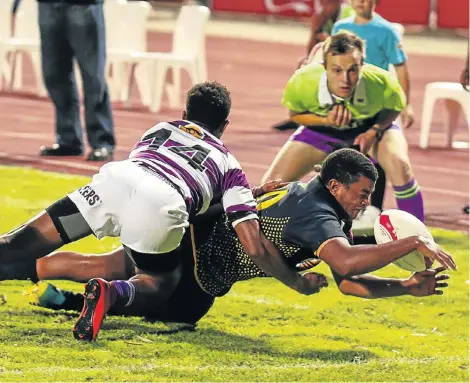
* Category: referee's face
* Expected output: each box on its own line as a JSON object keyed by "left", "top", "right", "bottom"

{"left": 326, "top": 50, "right": 363, "bottom": 99}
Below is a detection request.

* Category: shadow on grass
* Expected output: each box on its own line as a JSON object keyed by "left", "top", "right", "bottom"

{"left": 1, "top": 312, "right": 377, "bottom": 363}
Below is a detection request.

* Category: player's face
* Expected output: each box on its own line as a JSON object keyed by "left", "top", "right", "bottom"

{"left": 325, "top": 51, "right": 363, "bottom": 98}
{"left": 351, "top": 0, "right": 375, "bottom": 18}
{"left": 333, "top": 176, "right": 375, "bottom": 219}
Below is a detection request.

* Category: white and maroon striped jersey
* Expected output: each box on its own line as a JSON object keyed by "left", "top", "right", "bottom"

{"left": 129, "top": 120, "right": 258, "bottom": 226}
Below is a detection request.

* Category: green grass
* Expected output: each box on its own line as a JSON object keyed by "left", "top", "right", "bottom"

{"left": 0, "top": 165, "right": 468, "bottom": 382}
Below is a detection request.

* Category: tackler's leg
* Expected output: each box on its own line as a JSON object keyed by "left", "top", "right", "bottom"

{"left": 72, "top": 248, "right": 183, "bottom": 342}
{"left": 0, "top": 196, "right": 93, "bottom": 281}
{"left": 73, "top": 174, "right": 188, "bottom": 341}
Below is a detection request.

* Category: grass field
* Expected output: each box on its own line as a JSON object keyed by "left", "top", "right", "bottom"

{"left": 0, "top": 165, "right": 468, "bottom": 382}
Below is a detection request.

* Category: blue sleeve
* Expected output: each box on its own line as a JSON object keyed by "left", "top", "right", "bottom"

{"left": 385, "top": 26, "right": 407, "bottom": 66}
{"left": 331, "top": 23, "right": 339, "bottom": 35}
{"left": 331, "top": 21, "right": 343, "bottom": 35}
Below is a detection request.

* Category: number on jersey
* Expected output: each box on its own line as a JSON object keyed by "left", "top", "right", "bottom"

{"left": 142, "top": 128, "right": 210, "bottom": 171}
{"left": 169, "top": 145, "right": 210, "bottom": 171}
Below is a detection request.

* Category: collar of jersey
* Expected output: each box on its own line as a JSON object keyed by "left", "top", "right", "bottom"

{"left": 183, "top": 119, "right": 224, "bottom": 144}
{"left": 318, "top": 71, "right": 367, "bottom": 107}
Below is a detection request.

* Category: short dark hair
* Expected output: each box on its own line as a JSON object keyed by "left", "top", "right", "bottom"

{"left": 320, "top": 148, "right": 378, "bottom": 186}
{"left": 185, "top": 81, "right": 231, "bottom": 133}
{"left": 322, "top": 30, "right": 366, "bottom": 64}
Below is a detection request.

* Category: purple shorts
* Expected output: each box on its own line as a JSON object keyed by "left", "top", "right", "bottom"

{"left": 289, "top": 122, "right": 401, "bottom": 155}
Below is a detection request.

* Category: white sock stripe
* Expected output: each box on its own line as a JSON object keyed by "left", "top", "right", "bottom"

{"left": 125, "top": 282, "right": 136, "bottom": 307}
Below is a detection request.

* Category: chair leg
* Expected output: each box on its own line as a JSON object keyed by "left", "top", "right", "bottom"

{"left": 10, "top": 51, "right": 20, "bottom": 91}
{"left": 32, "top": 51, "right": 47, "bottom": 97}
{"left": 444, "top": 100, "right": 461, "bottom": 148}
{"left": 0, "top": 48, "right": 7, "bottom": 91}
{"left": 197, "top": 56, "right": 207, "bottom": 82}
{"left": 105, "top": 61, "right": 116, "bottom": 100}
{"left": 2, "top": 51, "right": 14, "bottom": 91}
{"left": 461, "top": 98, "right": 470, "bottom": 132}
{"left": 112, "top": 61, "right": 126, "bottom": 103}
{"left": 419, "top": 92, "right": 437, "bottom": 149}
{"left": 187, "top": 61, "right": 200, "bottom": 85}
{"left": 166, "top": 66, "right": 181, "bottom": 109}
{"left": 107, "top": 60, "right": 125, "bottom": 102}
{"left": 150, "top": 62, "right": 167, "bottom": 113}
{"left": 121, "top": 62, "right": 136, "bottom": 107}
{"left": 135, "top": 61, "right": 152, "bottom": 107}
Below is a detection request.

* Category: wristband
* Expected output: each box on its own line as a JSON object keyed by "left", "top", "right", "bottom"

{"left": 369, "top": 126, "right": 384, "bottom": 140}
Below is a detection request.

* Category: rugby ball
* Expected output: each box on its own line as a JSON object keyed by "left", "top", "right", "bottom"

{"left": 374, "top": 209, "right": 434, "bottom": 272}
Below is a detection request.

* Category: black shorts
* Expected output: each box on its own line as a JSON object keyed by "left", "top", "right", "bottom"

{"left": 132, "top": 204, "right": 224, "bottom": 324}
{"left": 146, "top": 250, "right": 215, "bottom": 324}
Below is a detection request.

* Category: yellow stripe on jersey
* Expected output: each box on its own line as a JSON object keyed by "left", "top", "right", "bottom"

{"left": 190, "top": 224, "right": 211, "bottom": 295}
{"left": 314, "top": 236, "right": 344, "bottom": 257}
{"left": 256, "top": 189, "right": 288, "bottom": 211}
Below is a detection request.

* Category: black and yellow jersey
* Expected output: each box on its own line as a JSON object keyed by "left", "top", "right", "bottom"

{"left": 192, "top": 176, "right": 353, "bottom": 297}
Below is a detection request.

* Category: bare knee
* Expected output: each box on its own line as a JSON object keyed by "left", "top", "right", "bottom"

{"left": 130, "top": 264, "right": 182, "bottom": 306}
{"left": 133, "top": 263, "right": 182, "bottom": 293}
{"left": 380, "top": 152, "right": 414, "bottom": 185}
{"left": 262, "top": 142, "right": 326, "bottom": 183}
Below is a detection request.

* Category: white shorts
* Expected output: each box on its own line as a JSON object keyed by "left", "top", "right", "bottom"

{"left": 68, "top": 160, "right": 189, "bottom": 254}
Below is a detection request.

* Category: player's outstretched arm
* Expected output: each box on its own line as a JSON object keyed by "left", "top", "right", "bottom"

{"left": 234, "top": 219, "right": 325, "bottom": 295}
{"left": 318, "top": 236, "right": 457, "bottom": 278}
{"left": 332, "top": 267, "right": 450, "bottom": 299}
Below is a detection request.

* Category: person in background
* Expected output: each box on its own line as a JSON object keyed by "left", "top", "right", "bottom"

{"left": 37, "top": 0, "right": 116, "bottom": 161}
{"left": 273, "top": 0, "right": 353, "bottom": 132}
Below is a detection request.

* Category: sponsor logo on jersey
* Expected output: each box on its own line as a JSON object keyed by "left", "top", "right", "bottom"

{"left": 78, "top": 185, "right": 102, "bottom": 206}
{"left": 180, "top": 124, "right": 204, "bottom": 139}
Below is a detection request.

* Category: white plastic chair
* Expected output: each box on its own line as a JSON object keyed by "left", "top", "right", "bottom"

{"left": 104, "top": 0, "right": 151, "bottom": 102}
{"left": 419, "top": 82, "right": 469, "bottom": 149}
{"left": 125, "top": 5, "right": 211, "bottom": 112}
{"left": 0, "top": 0, "right": 44, "bottom": 96}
